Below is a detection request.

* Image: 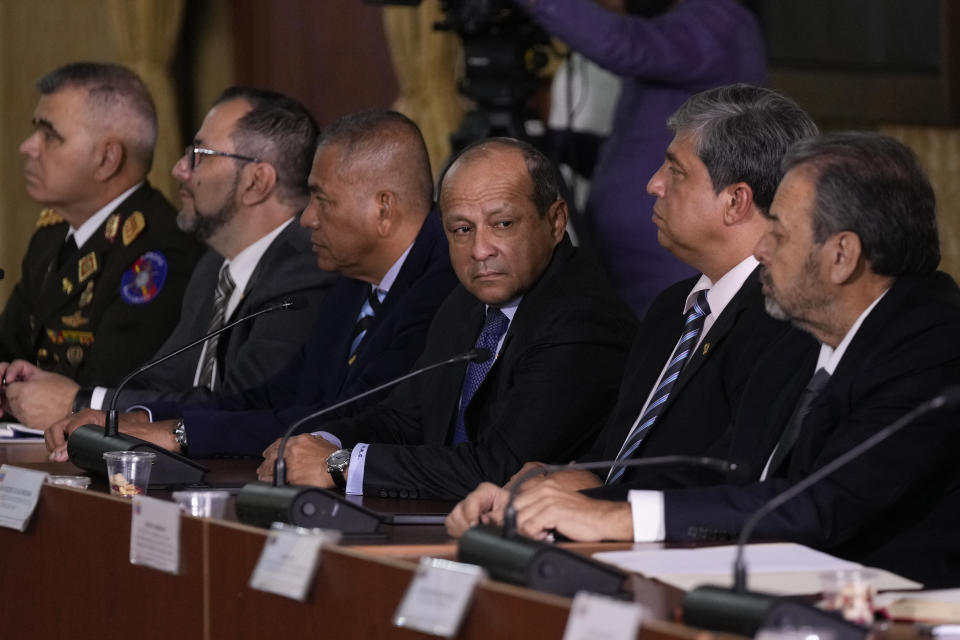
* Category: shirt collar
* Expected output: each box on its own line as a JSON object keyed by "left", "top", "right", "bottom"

{"left": 815, "top": 288, "right": 889, "bottom": 374}
{"left": 374, "top": 241, "right": 413, "bottom": 297}
{"left": 223, "top": 218, "right": 293, "bottom": 300}
{"left": 684, "top": 255, "right": 759, "bottom": 317}
{"left": 67, "top": 181, "right": 143, "bottom": 248}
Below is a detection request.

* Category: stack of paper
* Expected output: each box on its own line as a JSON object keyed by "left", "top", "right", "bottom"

{"left": 0, "top": 422, "right": 44, "bottom": 441}
{"left": 875, "top": 589, "right": 960, "bottom": 623}
{"left": 593, "top": 543, "right": 921, "bottom": 595}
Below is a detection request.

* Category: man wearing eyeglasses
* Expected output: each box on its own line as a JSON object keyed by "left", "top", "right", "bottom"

{"left": 1, "top": 86, "right": 333, "bottom": 431}
{"left": 0, "top": 62, "right": 201, "bottom": 389}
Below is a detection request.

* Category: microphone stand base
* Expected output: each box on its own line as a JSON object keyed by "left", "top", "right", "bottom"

{"left": 67, "top": 424, "right": 208, "bottom": 486}
{"left": 235, "top": 482, "right": 383, "bottom": 533}
{"left": 683, "top": 585, "right": 868, "bottom": 640}
{"left": 457, "top": 524, "right": 628, "bottom": 598}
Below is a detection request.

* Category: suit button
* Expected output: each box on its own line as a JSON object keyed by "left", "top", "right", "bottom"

{"left": 388, "top": 489, "right": 398, "bottom": 498}
{"left": 378, "top": 489, "right": 388, "bottom": 498}
{"left": 687, "top": 526, "right": 698, "bottom": 539}
{"left": 410, "top": 489, "right": 418, "bottom": 499}
{"left": 399, "top": 489, "right": 408, "bottom": 498}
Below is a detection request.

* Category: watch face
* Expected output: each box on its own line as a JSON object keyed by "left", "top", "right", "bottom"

{"left": 327, "top": 449, "right": 350, "bottom": 468}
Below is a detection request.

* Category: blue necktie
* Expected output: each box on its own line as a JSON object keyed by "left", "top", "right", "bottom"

{"left": 606, "top": 290, "right": 710, "bottom": 484}
{"left": 349, "top": 286, "right": 383, "bottom": 358}
{"left": 451, "top": 308, "right": 509, "bottom": 445}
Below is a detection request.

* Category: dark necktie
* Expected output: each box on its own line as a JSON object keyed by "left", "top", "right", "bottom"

{"left": 606, "top": 290, "right": 711, "bottom": 485}
{"left": 197, "top": 263, "right": 236, "bottom": 389}
{"left": 349, "top": 286, "right": 383, "bottom": 357}
{"left": 451, "top": 307, "right": 509, "bottom": 445}
{"left": 57, "top": 234, "right": 79, "bottom": 270}
{"left": 765, "top": 367, "right": 831, "bottom": 475}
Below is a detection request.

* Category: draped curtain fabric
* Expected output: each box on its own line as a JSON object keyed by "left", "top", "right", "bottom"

{"left": 107, "top": 0, "right": 185, "bottom": 202}
{"left": 382, "top": 3, "right": 464, "bottom": 180}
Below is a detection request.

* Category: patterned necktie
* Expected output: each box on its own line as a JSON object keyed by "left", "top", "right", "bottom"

{"left": 765, "top": 367, "right": 831, "bottom": 475}
{"left": 451, "top": 307, "right": 510, "bottom": 445}
{"left": 197, "top": 262, "right": 236, "bottom": 389}
{"left": 349, "top": 286, "right": 383, "bottom": 357}
{"left": 606, "top": 290, "right": 711, "bottom": 484}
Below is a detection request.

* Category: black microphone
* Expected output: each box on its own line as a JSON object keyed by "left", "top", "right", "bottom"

{"left": 683, "top": 386, "right": 960, "bottom": 639}
{"left": 235, "top": 347, "right": 492, "bottom": 531}
{"left": 0, "top": 268, "right": 5, "bottom": 280}
{"left": 457, "top": 455, "right": 738, "bottom": 599}
{"left": 66, "top": 296, "right": 307, "bottom": 485}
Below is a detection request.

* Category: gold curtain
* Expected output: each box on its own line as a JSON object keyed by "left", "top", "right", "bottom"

{"left": 382, "top": 3, "right": 464, "bottom": 180}
{"left": 880, "top": 124, "right": 960, "bottom": 281}
{"left": 106, "top": 0, "right": 185, "bottom": 202}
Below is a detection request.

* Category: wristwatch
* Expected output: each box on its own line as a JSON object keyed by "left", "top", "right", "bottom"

{"left": 325, "top": 448, "right": 351, "bottom": 490}
{"left": 172, "top": 419, "right": 188, "bottom": 454}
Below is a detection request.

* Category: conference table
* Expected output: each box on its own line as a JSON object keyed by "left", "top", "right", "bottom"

{"left": 0, "top": 442, "right": 896, "bottom": 639}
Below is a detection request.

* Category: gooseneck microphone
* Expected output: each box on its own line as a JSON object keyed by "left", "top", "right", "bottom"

{"left": 683, "top": 386, "right": 960, "bottom": 639}
{"left": 458, "top": 455, "right": 738, "bottom": 599}
{"left": 66, "top": 296, "right": 306, "bottom": 485}
{"left": 235, "top": 348, "right": 492, "bottom": 531}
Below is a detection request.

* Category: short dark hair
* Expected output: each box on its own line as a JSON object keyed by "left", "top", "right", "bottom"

{"left": 213, "top": 87, "right": 319, "bottom": 205}
{"left": 317, "top": 109, "right": 433, "bottom": 211}
{"left": 782, "top": 131, "right": 940, "bottom": 276}
{"left": 668, "top": 84, "right": 819, "bottom": 213}
{"left": 37, "top": 62, "right": 158, "bottom": 170}
{"left": 440, "top": 137, "right": 562, "bottom": 217}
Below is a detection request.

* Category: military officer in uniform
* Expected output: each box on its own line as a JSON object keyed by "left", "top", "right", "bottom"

{"left": 0, "top": 62, "right": 201, "bottom": 386}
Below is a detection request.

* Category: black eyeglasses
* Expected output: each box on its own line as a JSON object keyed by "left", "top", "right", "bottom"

{"left": 184, "top": 145, "right": 260, "bottom": 170}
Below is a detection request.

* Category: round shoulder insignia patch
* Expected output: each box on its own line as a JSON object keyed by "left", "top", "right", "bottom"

{"left": 120, "top": 250, "right": 168, "bottom": 305}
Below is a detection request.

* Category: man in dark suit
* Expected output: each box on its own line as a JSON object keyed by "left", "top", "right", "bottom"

{"left": 0, "top": 62, "right": 201, "bottom": 386}
{"left": 503, "top": 132, "right": 960, "bottom": 586}
{"left": 44, "top": 110, "right": 459, "bottom": 460}
{"left": 447, "top": 85, "right": 817, "bottom": 535}
{"left": 3, "top": 87, "right": 331, "bottom": 429}
{"left": 256, "top": 138, "right": 637, "bottom": 500}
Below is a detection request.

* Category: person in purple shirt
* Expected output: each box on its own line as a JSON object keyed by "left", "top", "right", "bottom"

{"left": 513, "top": 0, "right": 767, "bottom": 314}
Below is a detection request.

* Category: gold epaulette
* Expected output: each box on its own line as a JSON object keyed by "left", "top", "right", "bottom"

{"left": 36, "top": 208, "right": 65, "bottom": 228}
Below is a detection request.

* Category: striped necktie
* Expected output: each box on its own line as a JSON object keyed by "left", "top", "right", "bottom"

{"left": 606, "top": 290, "right": 710, "bottom": 485}
{"left": 197, "top": 262, "right": 236, "bottom": 390}
{"left": 349, "top": 286, "right": 383, "bottom": 357}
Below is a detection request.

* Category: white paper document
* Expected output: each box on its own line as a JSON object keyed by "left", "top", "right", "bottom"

{"left": 393, "top": 557, "right": 486, "bottom": 638}
{"left": 562, "top": 592, "right": 648, "bottom": 640}
{"left": 0, "top": 464, "right": 48, "bottom": 531}
{"left": 130, "top": 495, "right": 182, "bottom": 574}
{"left": 249, "top": 526, "right": 341, "bottom": 602}
{"left": 593, "top": 543, "right": 921, "bottom": 595}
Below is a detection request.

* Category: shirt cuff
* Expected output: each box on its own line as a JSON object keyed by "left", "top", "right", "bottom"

{"left": 627, "top": 490, "right": 666, "bottom": 542}
{"left": 91, "top": 387, "right": 108, "bottom": 411}
{"left": 345, "top": 444, "right": 368, "bottom": 496}
{"left": 127, "top": 405, "right": 154, "bottom": 422}
{"left": 311, "top": 430, "right": 342, "bottom": 448}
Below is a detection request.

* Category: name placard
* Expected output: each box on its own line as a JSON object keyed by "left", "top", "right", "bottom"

{"left": 130, "top": 495, "right": 182, "bottom": 574}
{"left": 393, "top": 557, "right": 486, "bottom": 637}
{"left": 0, "top": 464, "right": 47, "bottom": 532}
{"left": 562, "top": 592, "right": 648, "bottom": 640}
{"left": 249, "top": 524, "right": 341, "bottom": 601}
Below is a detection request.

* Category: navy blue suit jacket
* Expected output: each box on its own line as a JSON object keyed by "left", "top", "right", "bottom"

{"left": 148, "top": 212, "right": 458, "bottom": 457}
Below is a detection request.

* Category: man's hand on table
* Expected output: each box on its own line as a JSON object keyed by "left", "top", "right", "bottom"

{"left": 512, "top": 482, "right": 634, "bottom": 542}
{"left": 2, "top": 360, "right": 79, "bottom": 429}
{"left": 258, "top": 434, "right": 339, "bottom": 487}
{"left": 446, "top": 462, "right": 604, "bottom": 538}
{"left": 44, "top": 408, "right": 173, "bottom": 461}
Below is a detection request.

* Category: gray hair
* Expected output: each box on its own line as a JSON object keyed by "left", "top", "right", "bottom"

{"left": 213, "top": 87, "right": 319, "bottom": 205}
{"left": 667, "top": 84, "right": 819, "bottom": 213}
{"left": 37, "top": 62, "right": 158, "bottom": 171}
{"left": 782, "top": 131, "right": 940, "bottom": 276}
{"left": 317, "top": 110, "right": 433, "bottom": 212}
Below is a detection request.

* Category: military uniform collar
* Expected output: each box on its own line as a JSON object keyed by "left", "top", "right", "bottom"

{"left": 67, "top": 181, "right": 144, "bottom": 248}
